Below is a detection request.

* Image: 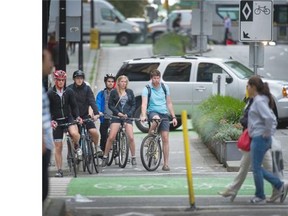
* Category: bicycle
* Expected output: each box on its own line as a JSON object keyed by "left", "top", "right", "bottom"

{"left": 254, "top": 5, "right": 270, "bottom": 15}
{"left": 78, "top": 118, "right": 99, "bottom": 174}
{"left": 140, "top": 118, "right": 170, "bottom": 171}
{"left": 57, "top": 120, "right": 79, "bottom": 178}
{"left": 105, "top": 115, "right": 139, "bottom": 168}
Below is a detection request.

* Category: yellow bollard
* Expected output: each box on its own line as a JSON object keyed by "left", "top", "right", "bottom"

{"left": 181, "top": 110, "right": 196, "bottom": 209}
{"left": 90, "top": 28, "right": 100, "bottom": 49}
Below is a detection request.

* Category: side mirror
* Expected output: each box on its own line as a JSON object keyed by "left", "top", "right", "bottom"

{"left": 226, "top": 77, "right": 233, "bottom": 84}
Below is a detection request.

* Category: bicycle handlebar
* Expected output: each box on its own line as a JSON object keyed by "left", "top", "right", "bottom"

{"left": 57, "top": 120, "right": 79, "bottom": 128}
{"left": 100, "top": 113, "right": 140, "bottom": 121}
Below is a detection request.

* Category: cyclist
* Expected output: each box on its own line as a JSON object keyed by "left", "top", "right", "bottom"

{"left": 101, "top": 75, "right": 137, "bottom": 167}
{"left": 47, "top": 70, "right": 82, "bottom": 177}
{"left": 96, "top": 73, "right": 116, "bottom": 155}
{"left": 68, "top": 70, "right": 100, "bottom": 153}
{"left": 140, "top": 69, "right": 177, "bottom": 171}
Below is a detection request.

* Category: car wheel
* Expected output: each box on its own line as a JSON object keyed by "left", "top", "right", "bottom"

{"left": 118, "top": 33, "right": 129, "bottom": 46}
{"left": 134, "top": 106, "right": 149, "bottom": 133}
{"left": 170, "top": 118, "right": 182, "bottom": 131}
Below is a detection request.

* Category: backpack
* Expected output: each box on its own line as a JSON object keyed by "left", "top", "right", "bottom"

{"left": 146, "top": 83, "right": 167, "bottom": 109}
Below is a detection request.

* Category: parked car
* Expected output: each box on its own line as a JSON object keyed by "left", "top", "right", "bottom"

{"left": 147, "top": 10, "right": 192, "bottom": 43}
{"left": 116, "top": 55, "right": 288, "bottom": 132}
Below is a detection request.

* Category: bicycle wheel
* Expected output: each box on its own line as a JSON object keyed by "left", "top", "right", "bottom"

{"left": 67, "top": 138, "right": 77, "bottom": 177}
{"left": 89, "top": 141, "right": 99, "bottom": 173}
{"left": 83, "top": 138, "right": 93, "bottom": 174}
{"left": 140, "top": 134, "right": 162, "bottom": 171}
{"left": 118, "top": 131, "right": 129, "bottom": 168}
{"left": 81, "top": 139, "right": 87, "bottom": 172}
{"left": 107, "top": 141, "right": 116, "bottom": 166}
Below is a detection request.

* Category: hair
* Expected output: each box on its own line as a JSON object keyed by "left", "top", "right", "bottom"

{"left": 116, "top": 75, "right": 129, "bottom": 93}
{"left": 150, "top": 69, "right": 161, "bottom": 79}
{"left": 248, "top": 75, "right": 274, "bottom": 109}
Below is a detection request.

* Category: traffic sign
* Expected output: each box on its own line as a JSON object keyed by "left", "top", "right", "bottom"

{"left": 239, "top": 0, "right": 273, "bottom": 42}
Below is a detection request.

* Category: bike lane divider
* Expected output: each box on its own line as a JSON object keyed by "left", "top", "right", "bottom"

{"left": 66, "top": 176, "right": 272, "bottom": 197}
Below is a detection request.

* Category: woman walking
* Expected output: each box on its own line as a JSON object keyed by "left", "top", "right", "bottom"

{"left": 247, "top": 75, "right": 288, "bottom": 203}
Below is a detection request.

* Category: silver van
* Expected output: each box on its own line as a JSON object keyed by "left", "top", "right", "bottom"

{"left": 49, "top": 0, "right": 141, "bottom": 46}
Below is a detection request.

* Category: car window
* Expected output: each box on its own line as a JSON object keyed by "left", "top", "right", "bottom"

{"left": 163, "top": 62, "right": 191, "bottom": 82}
{"left": 116, "top": 63, "right": 160, "bottom": 81}
{"left": 101, "top": 8, "right": 116, "bottom": 21}
{"left": 224, "top": 61, "right": 254, "bottom": 79}
{"left": 197, "top": 63, "right": 226, "bottom": 82}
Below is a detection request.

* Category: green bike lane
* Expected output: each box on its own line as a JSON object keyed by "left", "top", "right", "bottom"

{"left": 66, "top": 174, "right": 274, "bottom": 197}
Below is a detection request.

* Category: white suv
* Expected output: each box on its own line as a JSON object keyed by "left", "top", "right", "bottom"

{"left": 116, "top": 55, "right": 288, "bottom": 132}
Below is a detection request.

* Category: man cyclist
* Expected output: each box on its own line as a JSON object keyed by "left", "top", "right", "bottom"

{"left": 96, "top": 73, "right": 116, "bottom": 155}
{"left": 140, "top": 69, "right": 177, "bottom": 171}
{"left": 47, "top": 70, "right": 82, "bottom": 177}
{"left": 68, "top": 70, "right": 100, "bottom": 153}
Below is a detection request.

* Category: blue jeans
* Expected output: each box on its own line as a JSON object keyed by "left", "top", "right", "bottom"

{"left": 251, "top": 135, "right": 283, "bottom": 199}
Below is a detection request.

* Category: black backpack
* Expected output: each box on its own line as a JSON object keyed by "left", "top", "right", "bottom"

{"left": 146, "top": 83, "right": 167, "bottom": 109}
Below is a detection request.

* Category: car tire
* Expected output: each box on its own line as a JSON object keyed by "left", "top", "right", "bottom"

{"left": 170, "top": 118, "right": 182, "bottom": 131}
{"left": 117, "top": 33, "right": 130, "bottom": 46}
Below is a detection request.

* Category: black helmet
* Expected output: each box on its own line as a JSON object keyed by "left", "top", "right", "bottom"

{"left": 104, "top": 73, "right": 116, "bottom": 82}
{"left": 73, "top": 70, "right": 85, "bottom": 79}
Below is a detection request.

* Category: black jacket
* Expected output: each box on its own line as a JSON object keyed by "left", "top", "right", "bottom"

{"left": 108, "top": 88, "right": 136, "bottom": 118}
{"left": 47, "top": 86, "right": 79, "bottom": 120}
{"left": 239, "top": 98, "right": 254, "bottom": 130}
{"left": 68, "top": 82, "right": 99, "bottom": 118}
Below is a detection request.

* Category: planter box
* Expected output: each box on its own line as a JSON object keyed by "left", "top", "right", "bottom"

{"left": 222, "top": 141, "right": 242, "bottom": 167}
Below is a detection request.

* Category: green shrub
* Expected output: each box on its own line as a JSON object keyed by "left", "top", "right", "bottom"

{"left": 192, "top": 95, "right": 245, "bottom": 143}
{"left": 153, "top": 33, "right": 189, "bottom": 56}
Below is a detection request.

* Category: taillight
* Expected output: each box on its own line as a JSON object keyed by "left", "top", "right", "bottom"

{"left": 283, "top": 87, "right": 288, "bottom": 97}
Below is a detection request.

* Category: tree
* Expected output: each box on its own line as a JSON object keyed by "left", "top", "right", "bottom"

{"left": 107, "top": 0, "right": 148, "bottom": 18}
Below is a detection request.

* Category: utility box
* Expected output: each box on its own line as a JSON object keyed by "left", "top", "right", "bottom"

{"left": 90, "top": 28, "right": 100, "bottom": 49}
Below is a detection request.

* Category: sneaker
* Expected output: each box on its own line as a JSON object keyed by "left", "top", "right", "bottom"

{"left": 250, "top": 197, "right": 266, "bottom": 204}
{"left": 101, "top": 157, "right": 108, "bottom": 168}
{"left": 55, "top": 169, "right": 63, "bottom": 177}
{"left": 131, "top": 157, "right": 137, "bottom": 166}
{"left": 162, "top": 165, "right": 170, "bottom": 171}
{"left": 280, "top": 182, "right": 288, "bottom": 203}
{"left": 267, "top": 189, "right": 281, "bottom": 203}
{"left": 218, "top": 189, "right": 237, "bottom": 202}
{"left": 76, "top": 148, "right": 82, "bottom": 160}
{"left": 115, "top": 156, "right": 119, "bottom": 165}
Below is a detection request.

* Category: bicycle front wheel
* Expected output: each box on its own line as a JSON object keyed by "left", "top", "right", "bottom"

{"left": 88, "top": 141, "right": 99, "bottom": 173}
{"left": 118, "top": 131, "right": 129, "bottom": 168}
{"left": 107, "top": 142, "right": 116, "bottom": 166}
{"left": 83, "top": 138, "right": 94, "bottom": 174}
{"left": 140, "top": 135, "right": 162, "bottom": 171}
{"left": 67, "top": 138, "right": 77, "bottom": 177}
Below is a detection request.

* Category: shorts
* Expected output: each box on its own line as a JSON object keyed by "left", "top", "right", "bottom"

{"left": 148, "top": 112, "right": 170, "bottom": 132}
{"left": 111, "top": 117, "right": 133, "bottom": 125}
{"left": 82, "top": 116, "right": 96, "bottom": 130}
{"left": 53, "top": 116, "right": 75, "bottom": 141}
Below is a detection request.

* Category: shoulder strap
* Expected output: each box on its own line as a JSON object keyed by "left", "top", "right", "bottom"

{"left": 146, "top": 85, "right": 151, "bottom": 108}
{"left": 161, "top": 83, "right": 167, "bottom": 97}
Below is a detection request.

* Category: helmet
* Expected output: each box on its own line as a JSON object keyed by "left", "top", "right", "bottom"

{"left": 73, "top": 70, "right": 85, "bottom": 79}
{"left": 53, "top": 70, "right": 67, "bottom": 79}
{"left": 104, "top": 73, "right": 116, "bottom": 82}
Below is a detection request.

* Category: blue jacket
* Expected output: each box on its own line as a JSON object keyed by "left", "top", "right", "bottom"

{"left": 96, "top": 89, "right": 105, "bottom": 123}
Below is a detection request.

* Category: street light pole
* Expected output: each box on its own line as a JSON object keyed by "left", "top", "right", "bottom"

{"left": 78, "top": 0, "right": 83, "bottom": 70}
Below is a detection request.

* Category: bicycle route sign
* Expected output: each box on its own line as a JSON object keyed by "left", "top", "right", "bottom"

{"left": 239, "top": 0, "right": 273, "bottom": 42}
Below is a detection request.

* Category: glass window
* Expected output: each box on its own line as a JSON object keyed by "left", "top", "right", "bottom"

{"left": 101, "top": 8, "right": 116, "bottom": 21}
{"left": 216, "top": 5, "right": 239, "bottom": 21}
{"left": 274, "top": 5, "right": 288, "bottom": 24}
{"left": 197, "top": 63, "right": 226, "bottom": 82}
{"left": 163, "top": 62, "right": 191, "bottom": 82}
{"left": 224, "top": 61, "right": 254, "bottom": 79}
{"left": 116, "top": 63, "right": 160, "bottom": 81}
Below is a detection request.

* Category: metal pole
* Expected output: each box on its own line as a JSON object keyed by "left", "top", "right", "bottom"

{"left": 217, "top": 75, "right": 221, "bottom": 95}
{"left": 199, "top": 0, "right": 204, "bottom": 56}
{"left": 78, "top": 0, "right": 83, "bottom": 70}
{"left": 90, "top": 0, "right": 95, "bottom": 28}
{"left": 253, "top": 42, "right": 258, "bottom": 75}
{"left": 59, "top": 0, "right": 66, "bottom": 71}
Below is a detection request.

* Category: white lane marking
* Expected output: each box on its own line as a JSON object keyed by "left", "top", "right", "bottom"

{"left": 269, "top": 56, "right": 276, "bottom": 60}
